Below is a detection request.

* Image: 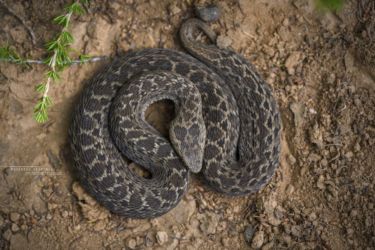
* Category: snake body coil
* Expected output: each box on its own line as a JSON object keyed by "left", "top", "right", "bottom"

{"left": 70, "top": 19, "right": 281, "bottom": 218}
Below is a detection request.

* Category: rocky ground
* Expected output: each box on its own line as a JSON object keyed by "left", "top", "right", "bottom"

{"left": 0, "top": 0, "right": 374, "bottom": 249}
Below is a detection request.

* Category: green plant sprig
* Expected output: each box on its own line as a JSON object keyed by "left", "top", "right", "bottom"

{"left": 34, "top": 1, "right": 88, "bottom": 123}
{"left": 0, "top": 1, "right": 100, "bottom": 123}
{"left": 0, "top": 45, "right": 28, "bottom": 65}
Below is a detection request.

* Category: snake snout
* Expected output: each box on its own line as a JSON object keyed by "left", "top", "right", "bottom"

{"left": 169, "top": 119, "right": 206, "bottom": 173}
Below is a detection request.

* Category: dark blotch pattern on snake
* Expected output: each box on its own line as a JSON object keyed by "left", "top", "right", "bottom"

{"left": 69, "top": 18, "right": 281, "bottom": 219}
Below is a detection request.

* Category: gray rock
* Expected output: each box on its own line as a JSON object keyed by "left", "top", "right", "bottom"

{"left": 244, "top": 225, "right": 255, "bottom": 243}
{"left": 145, "top": 232, "right": 155, "bottom": 247}
{"left": 216, "top": 35, "right": 232, "bottom": 49}
{"left": 195, "top": 4, "right": 221, "bottom": 22}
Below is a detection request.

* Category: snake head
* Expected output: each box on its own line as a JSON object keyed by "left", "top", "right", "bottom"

{"left": 170, "top": 121, "right": 206, "bottom": 173}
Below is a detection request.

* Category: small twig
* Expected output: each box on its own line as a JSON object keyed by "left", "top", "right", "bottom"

{"left": 0, "top": 56, "right": 107, "bottom": 64}
{"left": 0, "top": 0, "right": 36, "bottom": 45}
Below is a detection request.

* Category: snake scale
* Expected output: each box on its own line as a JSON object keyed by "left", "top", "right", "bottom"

{"left": 70, "top": 18, "right": 281, "bottom": 219}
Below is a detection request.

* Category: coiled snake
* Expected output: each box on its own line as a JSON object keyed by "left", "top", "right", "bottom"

{"left": 70, "top": 18, "right": 281, "bottom": 218}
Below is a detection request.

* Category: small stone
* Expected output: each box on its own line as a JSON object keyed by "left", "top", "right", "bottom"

{"left": 251, "top": 230, "right": 264, "bottom": 249}
{"left": 290, "top": 102, "right": 305, "bottom": 129}
{"left": 195, "top": 4, "right": 221, "bottom": 22}
{"left": 216, "top": 35, "right": 232, "bottom": 49}
{"left": 285, "top": 52, "right": 302, "bottom": 75}
{"left": 244, "top": 225, "right": 255, "bottom": 243}
{"left": 10, "top": 212, "right": 20, "bottom": 222}
{"left": 262, "top": 242, "right": 274, "bottom": 250}
{"left": 3, "top": 229, "right": 12, "bottom": 241}
{"left": 93, "top": 220, "right": 106, "bottom": 231}
{"left": 156, "top": 231, "right": 168, "bottom": 245}
{"left": 320, "top": 158, "right": 328, "bottom": 167}
{"left": 145, "top": 232, "right": 155, "bottom": 247}
{"left": 61, "top": 210, "right": 69, "bottom": 218}
{"left": 126, "top": 238, "right": 137, "bottom": 249}
{"left": 285, "top": 184, "right": 295, "bottom": 195}
{"left": 291, "top": 225, "right": 302, "bottom": 238}
{"left": 350, "top": 209, "right": 358, "bottom": 217}
{"left": 282, "top": 18, "right": 289, "bottom": 26}
{"left": 344, "top": 52, "right": 355, "bottom": 72}
{"left": 345, "top": 151, "right": 353, "bottom": 159}
{"left": 199, "top": 212, "right": 220, "bottom": 234}
{"left": 354, "top": 143, "right": 361, "bottom": 152}
{"left": 317, "top": 175, "right": 325, "bottom": 190}
{"left": 309, "top": 212, "right": 317, "bottom": 221}
{"left": 168, "top": 2, "right": 181, "bottom": 15}
{"left": 221, "top": 237, "right": 230, "bottom": 247}
{"left": 46, "top": 213, "right": 53, "bottom": 220}
{"left": 11, "top": 223, "right": 20, "bottom": 232}
{"left": 287, "top": 154, "right": 297, "bottom": 165}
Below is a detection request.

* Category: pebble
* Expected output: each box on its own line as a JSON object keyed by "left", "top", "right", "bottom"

{"left": 126, "top": 238, "right": 137, "bottom": 249}
{"left": 287, "top": 154, "right": 297, "bottom": 165}
{"left": 262, "top": 242, "right": 274, "bottom": 250}
{"left": 251, "top": 230, "right": 265, "bottom": 249}
{"left": 46, "top": 213, "right": 53, "bottom": 220}
{"left": 3, "top": 229, "right": 12, "bottom": 241}
{"left": 221, "top": 237, "right": 230, "bottom": 247}
{"left": 93, "top": 220, "right": 107, "bottom": 231}
{"left": 11, "top": 223, "right": 20, "bottom": 232}
{"left": 317, "top": 175, "right": 325, "bottom": 190}
{"left": 145, "top": 232, "right": 155, "bottom": 247}
{"left": 291, "top": 225, "right": 302, "bottom": 238}
{"left": 10, "top": 212, "right": 20, "bottom": 222}
{"left": 285, "top": 51, "right": 301, "bottom": 75}
{"left": 216, "top": 35, "right": 233, "bottom": 49}
{"left": 195, "top": 4, "right": 221, "bottom": 22}
{"left": 61, "top": 210, "right": 69, "bottom": 218}
{"left": 199, "top": 212, "right": 219, "bottom": 234}
{"left": 285, "top": 184, "right": 295, "bottom": 195}
{"left": 309, "top": 212, "right": 317, "bottom": 221}
{"left": 244, "top": 225, "right": 255, "bottom": 243}
{"left": 168, "top": 2, "right": 181, "bottom": 16}
{"left": 156, "top": 231, "right": 168, "bottom": 245}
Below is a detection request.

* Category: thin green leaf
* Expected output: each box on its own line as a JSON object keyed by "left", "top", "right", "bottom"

{"left": 60, "top": 31, "right": 74, "bottom": 45}
{"left": 68, "top": 2, "right": 85, "bottom": 15}
{"left": 35, "top": 83, "right": 46, "bottom": 93}
{"left": 44, "top": 96, "right": 53, "bottom": 107}
{"left": 46, "top": 40, "right": 59, "bottom": 51}
{"left": 46, "top": 71, "right": 60, "bottom": 80}
{"left": 53, "top": 15, "right": 68, "bottom": 26}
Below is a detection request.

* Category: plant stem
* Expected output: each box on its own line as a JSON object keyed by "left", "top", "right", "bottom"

{"left": 0, "top": 56, "right": 106, "bottom": 64}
